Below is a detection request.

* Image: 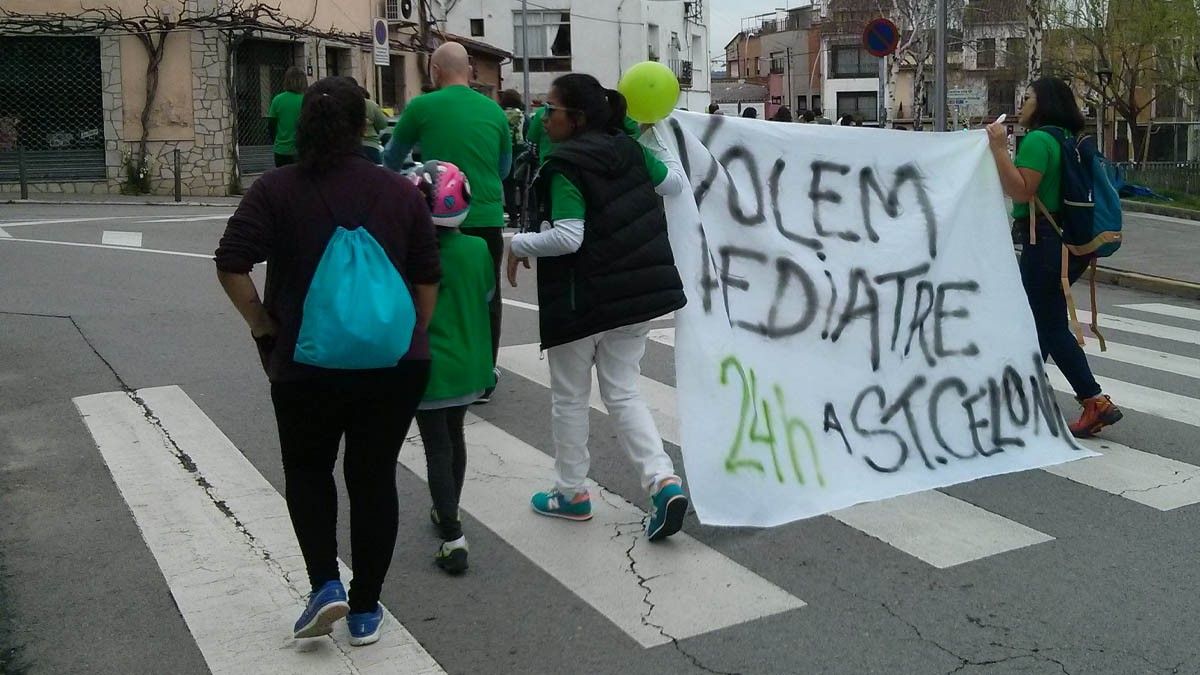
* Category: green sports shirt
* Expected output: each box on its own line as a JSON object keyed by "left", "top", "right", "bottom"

{"left": 267, "top": 91, "right": 304, "bottom": 157}
{"left": 1012, "top": 128, "right": 1064, "bottom": 220}
{"left": 390, "top": 85, "right": 512, "bottom": 228}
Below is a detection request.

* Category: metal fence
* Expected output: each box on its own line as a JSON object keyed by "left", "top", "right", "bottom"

{"left": 0, "top": 36, "right": 106, "bottom": 182}
{"left": 234, "top": 38, "right": 297, "bottom": 175}
{"left": 1119, "top": 161, "right": 1200, "bottom": 196}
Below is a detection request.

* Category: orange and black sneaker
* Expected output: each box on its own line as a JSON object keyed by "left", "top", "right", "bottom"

{"left": 1069, "top": 395, "right": 1123, "bottom": 439}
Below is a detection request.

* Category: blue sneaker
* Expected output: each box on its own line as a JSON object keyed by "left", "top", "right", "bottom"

{"left": 347, "top": 605, "right": 385, "bottom": 646}
{"left": 531, "top": 489, "right": 592, "bottom": 521}
{"left": 293, "top": 580, "right": 349, "bottom": 639}
{"left": 646, "top": 481, "right": 688, "bottom": 542}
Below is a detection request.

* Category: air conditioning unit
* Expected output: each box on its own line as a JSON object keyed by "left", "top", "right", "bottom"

{"left": 380, "top": 0, "right": 412, "bottom": 22}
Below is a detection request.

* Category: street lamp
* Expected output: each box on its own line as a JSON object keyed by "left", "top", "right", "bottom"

{"left": 1097, "top": 62, "right": 1112, "bottom": 155}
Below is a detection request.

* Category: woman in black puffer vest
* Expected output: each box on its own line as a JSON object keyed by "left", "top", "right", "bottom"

{"left": 505, "top": 73, "right": 690, "bottom": 542}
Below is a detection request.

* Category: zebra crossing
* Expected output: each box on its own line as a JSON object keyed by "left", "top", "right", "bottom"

{"left": 71, "top": 297, "right": 1200, "bottom": 673}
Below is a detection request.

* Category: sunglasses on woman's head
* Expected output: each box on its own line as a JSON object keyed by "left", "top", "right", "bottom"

{"left": 543, "top": 102, "right": 579, "bottom": 114}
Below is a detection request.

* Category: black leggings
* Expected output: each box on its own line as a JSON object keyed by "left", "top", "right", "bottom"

{"left": 415, "top": 406, "right": 469, "bottom": 541}
{"left": 1019, "top": 221, "right": 1101, "bottom": 400}
{"left": 461, "top": 227, "right": 503, "bottom": 367}
{"left": 271, "top": 363, "right": 429, "bottom": 613}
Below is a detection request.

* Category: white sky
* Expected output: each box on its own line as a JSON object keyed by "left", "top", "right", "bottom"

{"left": 709, "top": 0, "right": 811, "bottom": 68}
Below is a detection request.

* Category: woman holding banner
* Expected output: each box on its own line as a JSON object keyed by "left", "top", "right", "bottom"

{"left": 986, "top": 77, "right": 1123, "bottom": 439}
{"left": 504, "top": 73, "right": 690, "bottom": 541}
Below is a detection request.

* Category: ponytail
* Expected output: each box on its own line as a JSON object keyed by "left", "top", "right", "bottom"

{"left": 296, "top": 76, "right": 366, "bottom": 173}
{"left": 552, "top": 73, "right": 625, "bottom": 136}
{"left": 604, "top": 88, "right": 628, "bottom": 132}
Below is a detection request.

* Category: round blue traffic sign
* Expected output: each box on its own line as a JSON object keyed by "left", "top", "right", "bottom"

{"left": 862, "top": 18, "right": 900, "bottom": 58}
{"left": 374, "top": 19, "right": 388, "bottom": 44}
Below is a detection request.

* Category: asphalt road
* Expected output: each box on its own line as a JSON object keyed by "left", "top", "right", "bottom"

{"left": 2, "top": 203, "right": 1199, "bottom": 675}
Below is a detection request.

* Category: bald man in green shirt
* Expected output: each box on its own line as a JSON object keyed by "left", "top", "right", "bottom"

{"left": 384, "top": 42, "right": 511, "bottom": 401}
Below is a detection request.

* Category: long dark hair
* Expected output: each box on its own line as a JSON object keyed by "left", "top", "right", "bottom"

{"left": 296, "top": 76, "right": 365, "bottom": 172}
{"left": 499, "top": 88, "right": 524, "bottom": 110}
{"left": 282, "top": 66, "right": 308, "bottom": 94}
{"left": 1027, "top": 77, "right": 1085, "bottom": 134}
{"left": 550, "top": 73, "right": 627, "bottom": 135}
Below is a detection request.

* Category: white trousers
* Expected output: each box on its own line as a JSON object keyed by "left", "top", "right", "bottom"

{"left": 547, "top": 322, "right": 676, "bottom": 497}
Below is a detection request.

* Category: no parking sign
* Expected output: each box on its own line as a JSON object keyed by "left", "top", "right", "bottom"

{"left": 862, "top": 18, "right": 900, "bottom": 58}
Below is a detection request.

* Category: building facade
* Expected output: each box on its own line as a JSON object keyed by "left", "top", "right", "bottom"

{"left": 0, "top": 0, "right": 507, "bottom": 197}
{"left": 430, "top": 0, "right": 711, "bottom": 111}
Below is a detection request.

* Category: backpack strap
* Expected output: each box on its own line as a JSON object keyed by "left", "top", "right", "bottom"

{"left": 1060, "top": 243, "right": 1086, "bottom": 347}
{"left": 1088, "top": 258, "right": 1108, "bottom": 352}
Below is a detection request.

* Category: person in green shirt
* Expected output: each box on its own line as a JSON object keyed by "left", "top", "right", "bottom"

{"left": 384, "top": 42, "right": 511, "bottom": 400}
{"left": 987, "top": 76, "right": 1122, "bottom": 438}
{"left": 267, "top": 66, "right": 307, "bottom": 167}
{"left": 347, "top": 77, "right": 390, "bottom": 164}
{"left": 410, "top": 162, "right": 495, "bottom": 575}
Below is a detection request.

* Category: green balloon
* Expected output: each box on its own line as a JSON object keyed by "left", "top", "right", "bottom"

{"left": 618, "top": 61, "right": 681, "bottom": 124}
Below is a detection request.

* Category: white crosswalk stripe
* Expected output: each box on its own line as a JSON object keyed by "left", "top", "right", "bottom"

{"left": 1082, "top": 310, "right": 1200, "bottom": 346}
{"left": 401, "top": 418, "right": 804, "bottom": 647}
{"left": 1083, "top": 340, "right": 1200, "bottom": 380}
{"left": 1117, "top": 302, "right": 1200, "bottom": 323}
{"left": 75, "top": 386, "right": 445, "bottom": 675}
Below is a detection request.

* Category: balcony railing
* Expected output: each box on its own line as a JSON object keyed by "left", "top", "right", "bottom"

{"left": 669, "top": 59, "right": 693, "bottom": 88}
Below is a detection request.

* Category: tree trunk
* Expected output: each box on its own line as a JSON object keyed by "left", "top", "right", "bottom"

{"left": 137, "top": 32, "right": 168, "bottom": 193}
{"left": 1025, "top": 0, "right": 1043, "bottom": 84}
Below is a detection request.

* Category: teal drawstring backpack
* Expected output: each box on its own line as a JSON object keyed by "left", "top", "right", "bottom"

{"left": 294, "top": 185, "right": 416, "bottom": 369}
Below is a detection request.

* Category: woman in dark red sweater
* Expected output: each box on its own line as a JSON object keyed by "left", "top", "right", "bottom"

{"left": 215, "top": 76, "right": 440, "bottom": 647}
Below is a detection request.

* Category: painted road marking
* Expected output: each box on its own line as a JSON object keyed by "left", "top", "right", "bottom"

{"left": 137, "top": 214, "right": 233, "bottom": 223}
{"left": 1083, "top": 340, "right": 1200, "bottom": 380}
{"left": 1047, "top": 368, "right": 1200, "bottom": 429}
{"left": 101, "top": 230, "right": 144, "bottom": 247}
{"left": 1117, "top": 302, "right": 1200, "bottom": 324}
{"left": 0, "top": 227, "right": 9, "bottom": 239}
{"left": 75, "top": 386, "right": 445, "bottom": 675}
{"left": 0, "top": 237, "right": 213, "bottom": 259}
{"left": 1043, "top": 436, "right": 1200, "bottom": 511}
{"left": 830, "top": 491, "right": 1053, "bottom": 569}
{"left": 400, "top": 416, "right": 805, "bottom": 648}
{"left": 0, "top": 216, "right": 131, "bottom": 228}
{"left": 1079, "top": 310, "right": 1200, "bottom": 346}
{"left": 499, "top": 341, "right": 1055, "bottom": 568}
{"left": 501, "top": 298, "right": 539, "bottom": 312}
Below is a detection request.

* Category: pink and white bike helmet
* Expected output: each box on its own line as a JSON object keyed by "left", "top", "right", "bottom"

{"left": 405, "top": 160, "right": 471, "bottom": 228}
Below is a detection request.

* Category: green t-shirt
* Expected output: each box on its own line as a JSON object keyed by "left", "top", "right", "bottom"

{"left": 549, "top": 146, "right": 670, "bottom": 221}
{"left": 267, "top": 91, "right": 304, "bottom": 156}
{"left": 394, "top": 85, "right": 511, "bottom": 228}
{"left": 423, "top": 230, "right": 496, "bottom": 401}
{"left": 1011, "top": 128, "right": 1064, "bottom": 220}
{"left": 363, "top": 98, "right": 390, "bottom": 149}
{"left": 527, "top": 107, "right": 642, "bottom": 162}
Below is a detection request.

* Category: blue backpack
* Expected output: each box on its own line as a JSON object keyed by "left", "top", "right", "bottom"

{"left": 1034, "top": 127, "right": 1123, "bottom": 257}
{"left": 294, "top": 190, "right": 417, "bottom": 370}
{"left": 1029, "top": 128, "right": 1123, "bottom": 352}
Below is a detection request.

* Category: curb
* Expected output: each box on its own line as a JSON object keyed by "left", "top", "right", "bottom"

{"left": 3, "top": 198, "right": 240, "bottom": 208}
{"left": 1095, "top": 266, "right": 1200, "bottom": 300}
{"left": 1121, "top": 200, "right": 1200, "bottom": 222}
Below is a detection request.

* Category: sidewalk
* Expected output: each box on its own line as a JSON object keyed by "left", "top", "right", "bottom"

{"left": 1096, "top": 204, "right": 1200, "bottom": 300}
{"left": 2, "top": 193, "right": 242, "bottom": 207}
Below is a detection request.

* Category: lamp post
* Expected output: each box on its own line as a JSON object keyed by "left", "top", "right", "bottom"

{"left": 1097, "top": 61, "right": 1112, "bottom": 155}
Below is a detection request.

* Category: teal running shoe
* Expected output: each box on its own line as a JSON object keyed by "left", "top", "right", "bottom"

{"left": 531, "top": 489, "right": 592, "bottom": 521}
{"left": 646, "top": 482, "right": 688, "bottom": 542}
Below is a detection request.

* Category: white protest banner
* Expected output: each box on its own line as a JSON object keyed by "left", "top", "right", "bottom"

{"left": 658, "top": 112, "right": 1094, "bottom": 527}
